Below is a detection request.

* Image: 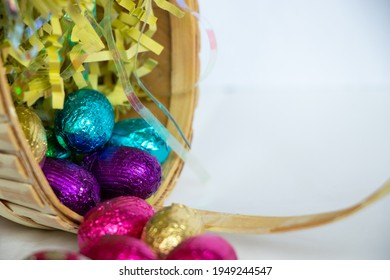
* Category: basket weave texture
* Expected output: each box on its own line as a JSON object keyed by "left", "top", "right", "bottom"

{"left": 0, "top": 0, "right": 200, "bottom": 233}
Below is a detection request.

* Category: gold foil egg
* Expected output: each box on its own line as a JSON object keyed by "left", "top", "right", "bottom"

{"left": 142, "top": 203, "right": 204, "bottom": 257}
{"left": 16, "top": 106, "right": 48, "bottom": 165}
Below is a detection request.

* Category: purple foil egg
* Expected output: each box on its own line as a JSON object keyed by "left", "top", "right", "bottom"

{"left": 82, "top": 146, "right": 162, "bottom": 200}
{"left": 166, "top": 234, "right": 238, "bottom": 260}
{"left": 80, "top": 235, "right": 157, "bottom": 260}
{"left": 77, "top": 196, "right": 155, "bottom": 249}
{"left": 42, "top": 158, "right": 101, "bottom": 215}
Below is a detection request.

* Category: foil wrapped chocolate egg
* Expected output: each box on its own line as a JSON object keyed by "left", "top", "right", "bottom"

{"left": 78, "top": 196, "right": 155, "bottom": 249}
{"left": 166, "top": 234, "right": 238, "bottom": 260}
{"left": 54, "top": 89, "right": 114, "bottom": 154}
{"left": 46, "top": 128, "right": 71, "bottom": 159}
{"left": 80, "top": 235, "right": 157, "bottom": 260}
{"left": 25, "top": 250, "right": 89, "bottom": 260}
{"left": 83, "top": 146, "right": 162, "bottom": 200}
{"left": 142, "top": 204, "right": 204, "bottom": 257}
{"left": 109, "top": 118, "right": 170, "bottom": 164}
{"left": 16, "top": 106, "right": 47, "bottom": 166}
{"left": 42, "top": 158, "right": 100, "bottom": 215}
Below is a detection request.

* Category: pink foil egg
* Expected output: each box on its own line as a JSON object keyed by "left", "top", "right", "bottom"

{"left": 78, "top": 196, "right": 155, "bottom": 249}
{"left": 25, "top": 250, "right": 89, "bottom": 260}
{"left": 80, "top": 235, "right": 157, "bottom": 260}
{"left": 166, "top": 234, "right": 238, "bottom": 260}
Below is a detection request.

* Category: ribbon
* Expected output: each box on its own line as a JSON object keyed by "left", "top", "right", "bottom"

{"left": 176, "top": 0, "right": 217, "bottom": 82}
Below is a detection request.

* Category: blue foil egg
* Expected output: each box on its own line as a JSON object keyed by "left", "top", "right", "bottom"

{"left": 108, "top": 118, "right": 170, "bottom": 164}
{"left": 55, "top": 89, "right": 114, "bottom": 154}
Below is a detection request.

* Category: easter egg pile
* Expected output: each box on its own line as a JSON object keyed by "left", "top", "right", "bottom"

{"left": 78, "top": 198, "right": 238, "bottom": 260}
{"left": 25, "top": 196, "right": 238, "bottom": 260}
{"left": 18, "top": 88, "right": 170, "bottom": 216}
{"left": 19, "top": 89, "right": 238, "bottom": 260}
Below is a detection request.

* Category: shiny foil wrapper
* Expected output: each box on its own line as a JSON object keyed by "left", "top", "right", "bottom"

{"left": 16, "top": 106, "right": 47, "bottom": 166}
{"left": 54, "top": 89, "right": 114, "bottom": 154}
{"left": 25, "top": 250, "right": 89, "bottom": 260}
{"left": 166, "top": 234, "right": 238, "bottom": 260}
{"left": 83, "top": 146, "right": 162, "bottom": 200}
{"left": 42, "top": 158, "right": 101, "bottom": 215}
{"left": 109, "top": 118, "right": 171, "bottom": 164}
{"left": 78, "top": 196, "right": 155, "bottom": 249}
{"left": 45, "top": 128, "right": 71, "bottom": 159}
{"left": 80, "top": 235, "right": 157, "bottom": 260}
{"left": 142, "top": 204, "right": 204, "bottom": 257}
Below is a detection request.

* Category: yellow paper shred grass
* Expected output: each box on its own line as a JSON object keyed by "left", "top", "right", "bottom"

{"left": 1, "top": 0, "right": 181, "bottom": 123}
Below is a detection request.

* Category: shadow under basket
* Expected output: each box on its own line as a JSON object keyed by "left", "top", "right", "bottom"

{"left": 0, "top": 0, "right": 200, "bottom": 233}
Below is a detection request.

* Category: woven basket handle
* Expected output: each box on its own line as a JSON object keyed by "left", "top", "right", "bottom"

{"left": 188, "top": 179, "right": 390, "bottom": 234}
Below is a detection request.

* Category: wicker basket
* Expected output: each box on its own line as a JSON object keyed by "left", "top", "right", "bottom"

{"left": 0, "top": 0, "right": 200, "bottom": 233}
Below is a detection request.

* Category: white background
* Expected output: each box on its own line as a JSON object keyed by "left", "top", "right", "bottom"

{"left": 1, "top": 0, "right": 390, "bottom": 260}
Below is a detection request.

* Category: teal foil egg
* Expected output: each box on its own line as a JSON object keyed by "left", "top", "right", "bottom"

{"left": 109, "top": 118, "right": 170, "bottom": 164}
{"left": 55, "top": 89, "right": 114, "bottom": 154}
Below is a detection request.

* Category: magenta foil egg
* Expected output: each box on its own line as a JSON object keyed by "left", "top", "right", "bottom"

{"left": 42, "top": 158, "right": 100, "bottom": 216}
{"left": 82, "top": 146, "right": 162, "bottom": 200}
{"left": 80, "top": 235, "right": 157, "bottom": 260}
{"left": 166, "top": 234, "right": 238, "bottom": 260}
{"left": 77, "top": 196, "right": 155, "bottom": 249}
{"left": 25, "top": 250, "right": 89, "bottom": 260}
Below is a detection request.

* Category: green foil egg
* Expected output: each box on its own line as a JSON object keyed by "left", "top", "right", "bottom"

{"left": 46, "top": 128, "right": 71, "bottom": 159}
